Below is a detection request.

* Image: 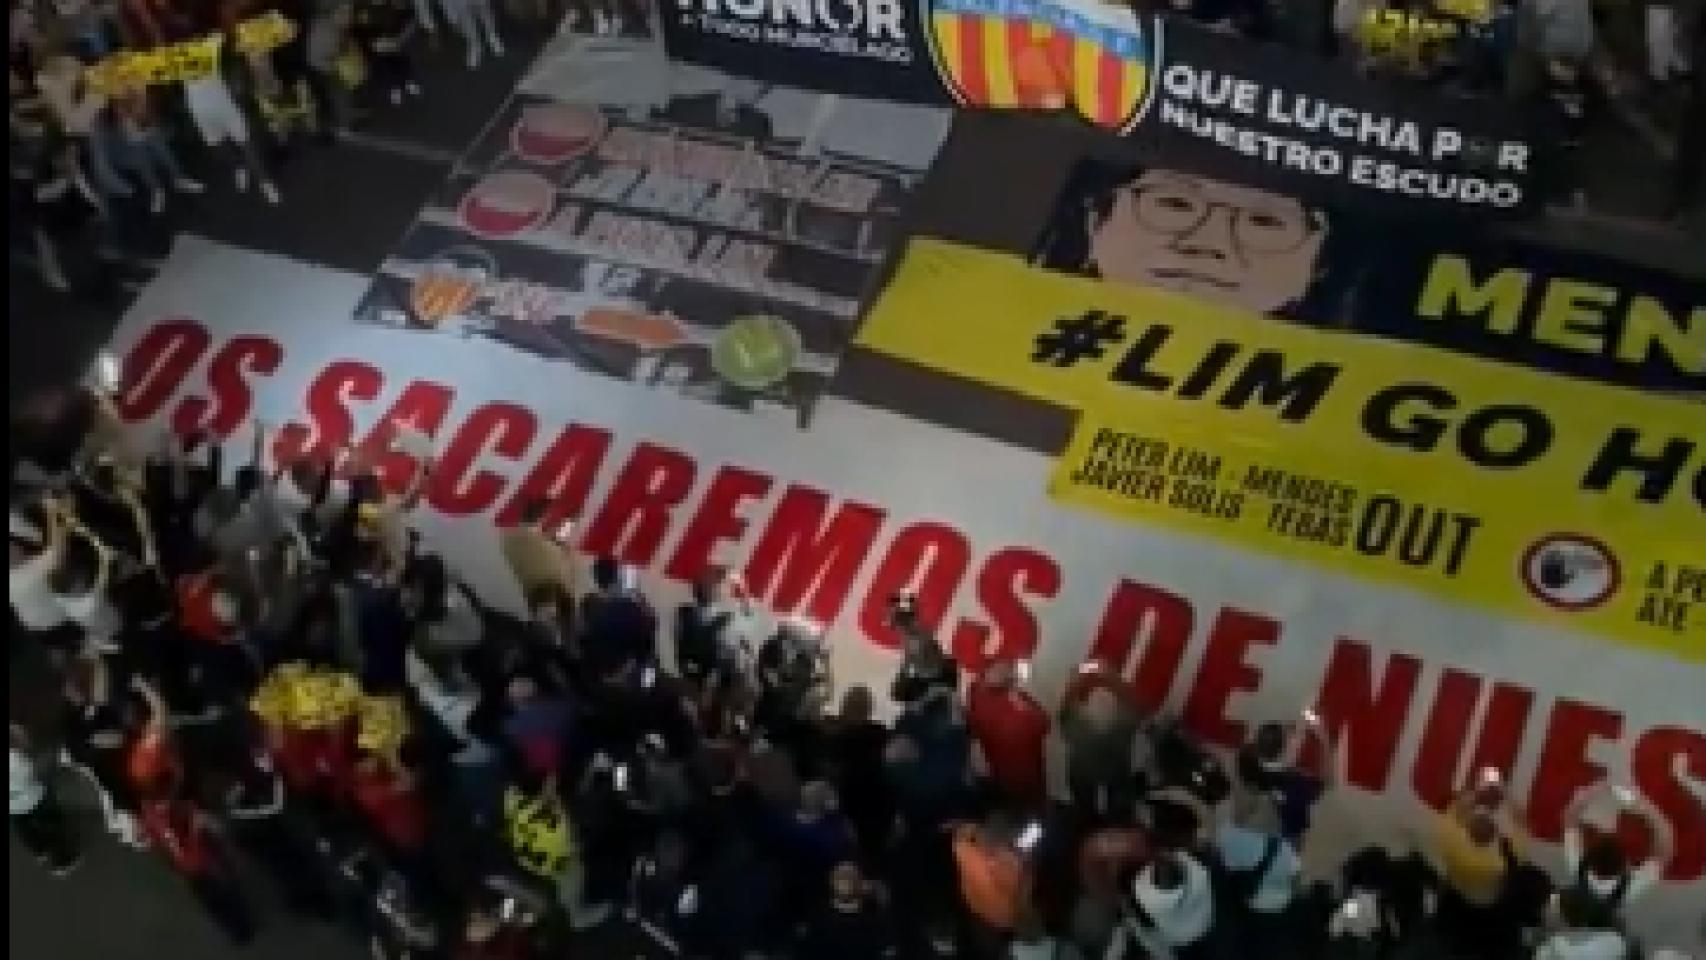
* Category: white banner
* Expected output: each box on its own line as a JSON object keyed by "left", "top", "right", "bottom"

{"left": 108, "top": 237, "right": 1706, "bottom": 946}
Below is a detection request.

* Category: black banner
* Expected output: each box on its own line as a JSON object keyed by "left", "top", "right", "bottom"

{"left": 1035, "top": 156, "right": 1701, "bottom": 393}
{"left": 660, "top": 2, "right": 1538, "bottom": 216}
{"left": 1351, "top": 236, "right": 1705, "bottom": 395}
{"left": 355, "top": 71, "right": 947, "bottom": 427}
{"left": 659, "top": 0, "right": 944, "bottom": 104}
{"left": 1128, "top": 25, "right": 1534, "bottom": 216}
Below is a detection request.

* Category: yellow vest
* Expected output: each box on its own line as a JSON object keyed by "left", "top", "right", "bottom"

{"left": 503, "top": 786, "right": 572, "bottom": 877}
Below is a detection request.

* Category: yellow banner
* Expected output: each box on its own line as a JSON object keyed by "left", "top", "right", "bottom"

{"left": 83, "top": 13, "right": 295, "bottom": 96}
{"left": 856, "top": 239, "right": 1706, "bottom": 660}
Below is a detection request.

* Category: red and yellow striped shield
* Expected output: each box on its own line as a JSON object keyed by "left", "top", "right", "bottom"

{"left": 926, "top": 0, "right": 1154, "bottom": 133}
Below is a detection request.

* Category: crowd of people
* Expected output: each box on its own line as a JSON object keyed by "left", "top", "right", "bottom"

{"left": 9, "top": 387, "right": 1704, "bottom": 960}
{"left": 5, "top": 0, "right": 649, "bottom": 298}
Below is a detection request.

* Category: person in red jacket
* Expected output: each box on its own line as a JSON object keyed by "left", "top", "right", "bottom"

{"left": 965, "top": 659, "right": 1051, "bottom": 811}
{"left": 351, "top": 752, "right": 428, "bottom": 856}
{"left": 139, "top": 766, "right": 258, "bottom": 944}
{"left": 350, "top": 750, "right": 440, "bottom": 908}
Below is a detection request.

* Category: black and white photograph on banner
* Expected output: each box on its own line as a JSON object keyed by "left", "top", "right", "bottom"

{"left": 1034, "top": 157, "right": 1367, "bottom": 321}
{"left": 1132, "top": 20, "right": 1539, "bottom": 217}
{"left": 1035, "top": 156, "right": 1704, "bottom": 396}
{"left": 354, "top": 36, "right": 951, "bottom": 425}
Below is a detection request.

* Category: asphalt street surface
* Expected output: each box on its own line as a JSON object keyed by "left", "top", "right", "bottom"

{"left": 7, "top": 21, "right": 1702, "bottom": 960}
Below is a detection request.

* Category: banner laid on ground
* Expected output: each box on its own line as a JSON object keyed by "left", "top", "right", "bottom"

{"left": 1034, "top": 157, "right": 1705, "bottom": 394}
{"left": 1347, "top": 235, "right": 1705, "bottom": 396}
{"left": 660, "top": 4, "right": 1536, "bottom": 215}
{"left": 104, "top": 238, "right": 1706, "bottom": 943}
{"left": 354, "top": 36, "right": 949, "bottom": 426}
{"left": 856, "top": 239, "right": 1705, "bottom": 658}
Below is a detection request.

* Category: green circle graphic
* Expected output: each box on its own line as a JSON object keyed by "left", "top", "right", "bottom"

{"left": 711, "top": 314, "right": 801, "bottom": 390}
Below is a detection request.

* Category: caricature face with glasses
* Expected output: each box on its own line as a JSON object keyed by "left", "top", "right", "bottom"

{"left": 1084, "top": 170, "right": 1328, "bottom": 316}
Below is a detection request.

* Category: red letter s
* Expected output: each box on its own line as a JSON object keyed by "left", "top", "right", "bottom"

{"left": 1630, "top": 726, "right": 1706, "bottom": 882}
{"left": 948, "top": 547, "right": 1061, "bottom": 672}
{"left": 170, "top": 335, "right": 284, "bottom": 439}
{"left": 274, "top": 361, "right": 385, "bottom": 466}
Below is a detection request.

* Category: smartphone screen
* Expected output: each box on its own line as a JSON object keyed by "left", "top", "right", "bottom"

{"left": 499, "top": 897, "right": 518, "bottom": 922}
{"left": 615, "top": 764, "right": 630, "bottom": 791}
{"left": 620, "top": 565, "right": 640, "bottom": 592}
{"left": 1016, "top": 822, "right": 1043, "bottom": 851}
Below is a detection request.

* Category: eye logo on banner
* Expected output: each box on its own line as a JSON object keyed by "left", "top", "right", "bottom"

{"left": 924, "top": 0, "right": 1155, "bottom": 131}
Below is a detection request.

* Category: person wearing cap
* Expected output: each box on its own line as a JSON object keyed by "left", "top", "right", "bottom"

{"left": 965, "top": 658, "right": 1051, "bottom": 812}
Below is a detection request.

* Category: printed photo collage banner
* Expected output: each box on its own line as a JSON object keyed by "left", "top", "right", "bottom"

{"left": 356, "top": 36, "right": 952, "bottom": 426}
{"left": 660, "top": 0, "right": 1541, "bottom": 217}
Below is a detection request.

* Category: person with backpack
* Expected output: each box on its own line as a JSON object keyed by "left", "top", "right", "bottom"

{"left": 1214, "top": 787, "right": 1306, "bottom": 959}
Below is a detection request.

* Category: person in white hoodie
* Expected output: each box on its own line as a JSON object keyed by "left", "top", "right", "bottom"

{"left": 11, "top": 503, "right": 68, "bottom": 638}
{"left": 10, "top": 496, "right": 122, "bottom": 653}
